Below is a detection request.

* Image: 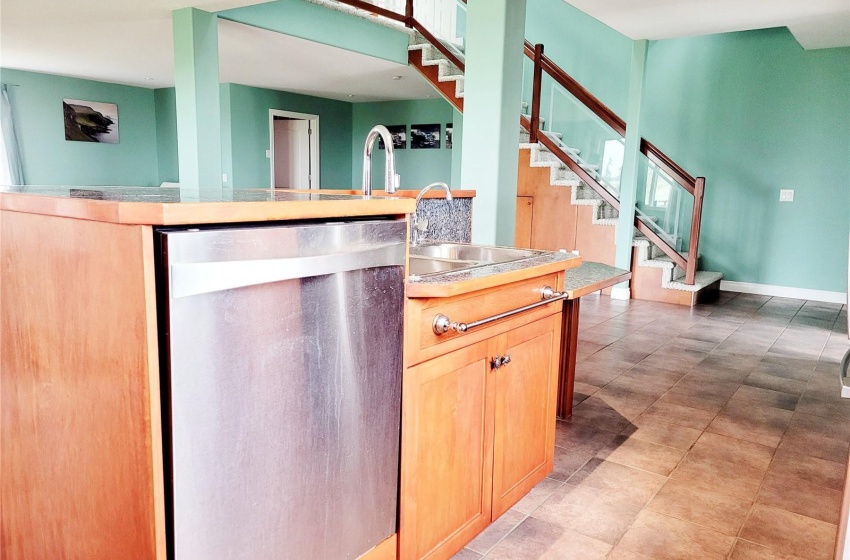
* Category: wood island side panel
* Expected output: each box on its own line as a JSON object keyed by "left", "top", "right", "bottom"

{"left": 0, "top": 210, "right": 165, "bottom": 560}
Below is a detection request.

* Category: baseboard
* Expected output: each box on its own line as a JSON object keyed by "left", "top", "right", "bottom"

{"left": 720, "top": 281, "right": 847, "bottom": 305}
{"left": 610, "top": 286, "right": 631, "bottom": 300}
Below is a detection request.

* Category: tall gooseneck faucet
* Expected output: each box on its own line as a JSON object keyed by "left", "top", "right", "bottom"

{"left": 362, "top": 125, "right": 399, "bottom": 196}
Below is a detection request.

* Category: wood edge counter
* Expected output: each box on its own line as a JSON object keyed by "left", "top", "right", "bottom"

{"left": 406, "top": 256, "right": 582, "bottom": 299}
{"left": 280, "top": 188, "right": 476, "bottom": 199}
{"left": 0, "top": 192, "right": 416, "bottom": 225}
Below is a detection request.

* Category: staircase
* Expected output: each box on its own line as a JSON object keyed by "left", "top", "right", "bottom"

{"left": 316, "top": 0, "right": 722, "bottom": 306}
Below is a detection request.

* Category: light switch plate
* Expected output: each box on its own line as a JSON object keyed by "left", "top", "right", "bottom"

{"left": 779, "top": 189, "right": 794, "bottom": 202}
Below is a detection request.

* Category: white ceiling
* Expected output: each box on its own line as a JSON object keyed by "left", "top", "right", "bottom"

{"left": 0, "top": 0, "right": 846, "bottom": 98}
{"left": 0, "top": 0, "right": 436, "bottom": 101}
{"left": 565, "top": 0, "right": 850, "bottom": 50}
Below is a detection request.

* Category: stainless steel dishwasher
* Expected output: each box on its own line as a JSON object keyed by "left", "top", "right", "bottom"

{"left": 157, "top": 218, "right": 407, "bottom": 560}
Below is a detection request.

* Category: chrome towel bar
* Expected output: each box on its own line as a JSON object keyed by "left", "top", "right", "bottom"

{"left": 432, "top": 286, "right": 568, "bottom": 335}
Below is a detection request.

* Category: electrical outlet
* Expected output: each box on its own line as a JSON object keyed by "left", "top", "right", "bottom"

{"left": 265, "top": 149, "right": 271, "bottom": 158}
{"left": 779, "top": 189, "right": 794, "bottom": 202}
{"left": 222, "top": 173, "right": 228, "bottom": 183}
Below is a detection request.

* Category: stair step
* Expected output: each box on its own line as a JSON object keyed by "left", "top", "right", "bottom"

{"left": 521, "top": 113, "right": 545, "bottom": 124}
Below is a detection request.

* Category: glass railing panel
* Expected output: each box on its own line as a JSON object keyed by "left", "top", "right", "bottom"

{"left": 635, "top": 151, "right": 694, "bottom": 256}
{"left": 521, "top": 55, "right": 534, "bottom": 118}
{"left": 538, "top": 72, "right": 624, "bottom": 198}
{"left": 413, "top": 0, "right": 466, "bottom": 63}
{"left": 359, "top": 0, "right": 405, "bottom": 15}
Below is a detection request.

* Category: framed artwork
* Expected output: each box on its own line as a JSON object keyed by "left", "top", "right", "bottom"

{"left": 411, "top": 123, "right": 440, "bottom": 149}
{"left": 446, "top": 123, "right": 453, "bottom": 149}
{"left": 378, "top": 125, "right": 407, "bottom": 149}
{"left": 63, "top": 99, "right": 119, "bottom": 143}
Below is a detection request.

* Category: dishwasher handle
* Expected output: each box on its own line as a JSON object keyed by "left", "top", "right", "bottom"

{"left": 171, "top": 242, "right": 406, "bottom": 298}
{"left": 432, "top": 286, "right": 568, "bottom": 335}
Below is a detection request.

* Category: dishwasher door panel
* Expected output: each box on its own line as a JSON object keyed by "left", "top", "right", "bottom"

{"left": 160, "top": 220, "right": 406, "bottom": 560}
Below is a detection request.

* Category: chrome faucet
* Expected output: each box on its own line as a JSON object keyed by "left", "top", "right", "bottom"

{"left": 412, "top": 182, "right": 453, "bottom": 245}
{"left": 362, "top": 125, "right": 399, "bottom": 196}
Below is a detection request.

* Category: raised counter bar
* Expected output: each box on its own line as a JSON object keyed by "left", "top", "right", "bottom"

{"left": 0, "top": 186, "right": 417, "bottom": 224}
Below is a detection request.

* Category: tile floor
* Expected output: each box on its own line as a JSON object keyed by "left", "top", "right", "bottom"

{"left": 453, "top": 292, "right": 850, "bottom": 560}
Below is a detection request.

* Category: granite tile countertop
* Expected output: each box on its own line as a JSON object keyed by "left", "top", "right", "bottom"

{"left": 563, "top": 261, "right": 631, "bottom": 298}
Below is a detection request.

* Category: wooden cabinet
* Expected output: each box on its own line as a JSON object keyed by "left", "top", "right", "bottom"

{"left": 400, "top": 276, "right": 563, "bottom": 560}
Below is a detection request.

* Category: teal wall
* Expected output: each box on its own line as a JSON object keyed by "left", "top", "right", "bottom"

{"left": 351, "top": 98, "right": 459, "bottom": 191}
{"left": 0, "top": 68, "right": 161, "bottom": 186}
{"left": 226, "top": 83, "right": 354, "bottom": 188}
{"left": 217, "top": 0, "right": 409, "bottom": 65}
{"left": 642, "top": 29, "right": 850, "bottom": 293}
{"left": 524, "top": 0, "right": 631, "bottom": 116}
{"left": 154, "top": 87, "right": 179, "bottom": 183}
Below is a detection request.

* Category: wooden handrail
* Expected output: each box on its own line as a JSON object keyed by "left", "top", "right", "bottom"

{"left": 640, "top": 138, "right": 696, "bottom": 193}
{"left": 520, "top": 115, "right": 621, "bottom": 211}
{"left": 635, "top": 219, "right": 688, "bottom": 270}
{"left": 411, "top": 19, "right": 465, "bottom": 72}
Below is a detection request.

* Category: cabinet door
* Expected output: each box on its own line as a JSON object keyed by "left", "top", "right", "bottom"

{"left": 491, "top": 315, "right": 561, "bottom": 518}
{"left": 400, "top": 339, "right": 497, "bottom": 560}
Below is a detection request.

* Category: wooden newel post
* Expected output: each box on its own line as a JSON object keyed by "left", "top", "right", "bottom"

{"left": 405, "top": 0, "right": 413, "bottom": 27}
{"left": 529, "top": 43, "right": 543, "bottom": 144}
{"left": 685, "top": 177, "right": 705, "bottom": 285}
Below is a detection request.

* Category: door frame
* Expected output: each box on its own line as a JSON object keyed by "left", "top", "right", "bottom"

{"left": 268, "top": 109, "right": 320, "bottom": 190}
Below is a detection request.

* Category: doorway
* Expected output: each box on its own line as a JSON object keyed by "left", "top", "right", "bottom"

{"left": 269, "top": 110, "right": 320, "bottom": 189}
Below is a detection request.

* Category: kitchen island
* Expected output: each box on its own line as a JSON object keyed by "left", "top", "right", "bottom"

{"left": 1, "top": 186, "right": 624, "bottom": 560}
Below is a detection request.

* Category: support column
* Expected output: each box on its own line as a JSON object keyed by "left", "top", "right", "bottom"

{"left": 173, "top": 8, "right": 222, "bottom": 194}
{"left": 612, "top": 39, "right": 648, "bottom": 299}
{"left": 460, "top": 0, "right": 527, "bottom": 246}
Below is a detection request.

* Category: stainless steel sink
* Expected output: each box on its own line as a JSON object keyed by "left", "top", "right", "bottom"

{"left": 409, "top": 255, "right": 475, "bottom": 276}
{"left": 410, "top": 243, "right": 540, "bottom": 263}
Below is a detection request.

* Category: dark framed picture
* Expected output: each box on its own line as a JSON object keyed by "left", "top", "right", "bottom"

{"left": 446, "top": 123, "right": 453, "bottom": 149}
{"left": 378, "top": 125, "right": 406, "bottom": 149}
{"left": 411, "top": 123, "right": 440, "bottom": 149}
{"left": 63, "top": 99, "right": 119, "bottom": 143}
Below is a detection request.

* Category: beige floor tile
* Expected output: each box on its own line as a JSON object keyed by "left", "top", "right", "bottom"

{"left": 619, "top": 416, "right": 702, "bottom": 451}
{"left": 778, "top": 423, "right": 850, "bottom": 464}
{"left": 485, "top": 517, "right": 611, "bottom": 560}
{"left": 637, "top": 401, "right": 717, "bottom": 431}
{"left": 729, "top": 539, "right": 811, "bottom": 560}
{"left": 744, "top": 371, "right": 807, "bottom": 397}
{"left": 567, "top": 458, "right": 666, "bottom": 506}
{"left": 692, "top": 432, "right": 776, "bottom": 470}
{"left": 658, "top": 379, "right": 737, "bottom": 413}
{"left": 596, "top": 436, "right": 687, "bottom": 476}
{"left": 555, "top": 420, "right": 619, "bottom": 451}
{"left": 706, "top": 399, "right": 793, "bottom": 448}
{"left": 768, "top": 448, "right": 846, "bottom": 490}
{"left": 511, "top": 477, "right": 563, "bottom": 515}
{"left": 465, "top": 509, "right": 525, "bottom": 554}
{"left": 646, "top": 478, "right": 753, "bottom": 536}
{"left": 739, "top": 505, "right": 837, "bottom": 560}
{"left": 756, "top": 471, "right": 843, "bottom": 524}
{"left": 730, "top": 384, "right": 799, "bottom": 411}
{"left": 791, "top": 410, "right": 850, "bottom": 441}
{"left": 569, "top": 399, "right": 634, "bottom": 433}
{"left": 450, "top": 550, "right": 482, "bottom": 560}
{"left": 531, "top": 483, "right": 643, "bottom": 545}
{"left": 550, "top": 445, "right": 595, "bottom": 481}
{"left": 589, "top": 388, "right": 658, "bottom": 421}
{"left": 616, "top": 510, "right": 735, "bottom": 560}
{"left": 605, "top": 545, "right": 655, "bottom": 560}
{"left": 795, "top": 394, "right": 850, "bottom": 422}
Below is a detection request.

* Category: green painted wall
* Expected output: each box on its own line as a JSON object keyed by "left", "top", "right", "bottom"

{"left": 217, "top": 0, "right": 409, "bottom": 65}
{"left": 226, "top": 83, "right": 354, "bottom": 188}
{"left": 154, "top": 87, "right": 179, "bottom": 183}
{"left": 642, "top": 29, "right": 850, "bottom": 293}
{"left": 0, "top": 68, "right": 160, "bottom": 186}
{"left": 351, "top": 98, "right": 459, "bottom": 191}
{"left": 523, "top": 1, "right": 849, "bottom": 293}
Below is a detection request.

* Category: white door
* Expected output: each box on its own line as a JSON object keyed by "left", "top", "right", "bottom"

{"left": 273, "top": 119, "right": 311, "bottom": 189}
